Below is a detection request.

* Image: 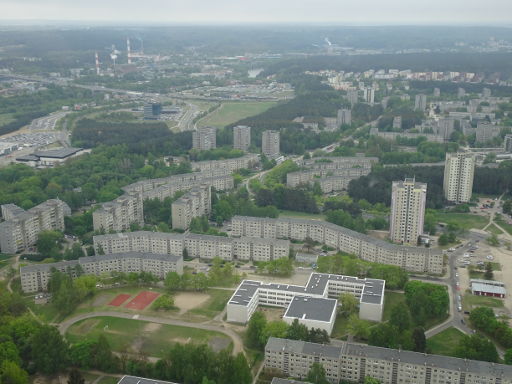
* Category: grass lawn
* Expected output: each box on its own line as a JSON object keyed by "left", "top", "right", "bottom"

{"left": 332, "top": 314, "right": 351, "bottom": 339}
{"left": 25, "top": 298, "right": 63, "bottom": 323}
{"left": 279, "top": 210, "right": 326, "bottom": 220}
{"left": 434, "top": 212, "right": 488, "bottom": 231}
{"left": 487, "top": 224, "right": 504, "bottom": 235}
{"left": 382, "top": 291, "right": 406, "bottom": 322}
{"left": 463, "top": 294, "right": 504, "bottom": 311}
{"left": 0, "top": 113, "right": 15, "bottom": 126}
{"left": 495, "top": 217, "right": 512, "bottom": 235}
{"left": 427, "top": 327, "right": 465, "bottom": 357}
{"left": 189, "top": 288, "right": 234, "bottom": 318}
{"left": 198, "top": 101, "right": 277, "bottom": 128}
{"left": 66, "top": 316, "right": 231, "bottom": 358}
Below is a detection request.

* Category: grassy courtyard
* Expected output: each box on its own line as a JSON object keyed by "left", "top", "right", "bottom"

{"left": 463, "top": 294, "right": 504, "bottom": 311}
{"left": 198, "top": 101, "right": 277, "bottom": 128}
{"left": 427, "top": 327, "right": 465, "bottom": 357}
{"left": 434, "top": 212, "right": 488, "bottom": 231}
{"left": 66, "top": 316, "right": 232, "bottom": 357}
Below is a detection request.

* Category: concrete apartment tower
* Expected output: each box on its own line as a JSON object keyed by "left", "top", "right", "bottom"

{"left": 336, "top": 109, "right": 352, "bottom": 127}
{"left": 443, "top": 152, "right": 476, "bottom": 204}
{"left": 233, "top": 125, "right": 251, "bottom": 151}
{"left": 192, "top": 126, "right": 216, "bottom": 150}
{"left": 262, "top": 130, "right": 280, "bottom": 158}
{"left": 415, "top": 94, "right": 427, "bottom": 111}
{"left": 504, "top": 134, "right": 512, "bottom": 152}
{"left": 389, "top": 178, "right": 427, "bottom": 245}
{"left": 363, "top": 87, "right": 375, "bottom": 104}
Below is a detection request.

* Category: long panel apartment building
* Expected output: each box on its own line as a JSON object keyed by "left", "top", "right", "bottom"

{"left": 93, "top": 170, "right": 234, "bottom": 232}
{"left": 287, "top": 168, "right": 372, "bottom": 192}
{"left": 228, "top": 273, "right": 384, "bottom": 334}
{"left": 231, "top": 216, "right": 442, "bottom": 274}
{"left": 190, "top": 154, "right": 259, "bottom": 173}
{"left": 93, "top": 231, "right": 290, "bottom": 262}
{"left": 299, "top": 156, "right": 378, "bottom": 170}
{"left": 265, "top": 337, "right": 512, "bottom": 384}
{"left": 20, "top": 251, "right": 183, "bottom": 293}
{"left": 0, "top": 200, "right": 71, "bottom": 254}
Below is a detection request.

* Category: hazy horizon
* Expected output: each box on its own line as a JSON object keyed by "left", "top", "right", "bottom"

{"left": 1, "top": 0, "right": 512, "bottom": 26}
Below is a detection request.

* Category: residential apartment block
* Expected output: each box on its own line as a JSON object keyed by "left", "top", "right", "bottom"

{"left": 233, "top": 125, "right": 251, "bottom": 151}
{"left": 415, "top": 93, "right": 427, "bottom": 111}
{"left": 505, "top": 134, "right": 512, "bottom": 152}
{"left": 191, "top": 154, "right": 259, "bottom": 173}
{"left": 93, "top": 170, "right": 234, "bottom": 232}
{"left": 93, "top": 231, "right": 290, "bottom": 262}
{"left": 0, "top": 199, "right": 71, "bottom": 254}
{"left": 286, "top": 168, "right": 371, "bottom": 193}
{"left": 389, "top": 178, "right": 427, "bottom": 245}
{"left": 476, "top": 122, "right": 503, "bottom": 143}
{"left": 262, "top": 130, "right": 280, "bottom": 158}
{"left": 171, "top": 185, "right": 211, "bottom": 230}
{"left": 336, "top": 109, "right": 351, "bottom": 127}
{"left": 443, "top": 152, "right": 476, "bottom": 204}
{"left": 298, "top": 156, "right": 378, "bottom": 170}
{"left": 231, "top": 216, "right": 442, "bottom": 274}
{"left": 192, "top": 126, "right": 216, "bottom": 150}
{"left": 265, "top": 337, "right": 512, "bottom": 384}
{"left": 227, "top": 273, "right": 384, "bottom": 334}
{"left": 20, "top": 251, "right": 183, "bottom": 293}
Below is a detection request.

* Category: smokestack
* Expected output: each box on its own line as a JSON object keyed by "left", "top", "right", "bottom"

{"left": 127, "top": 37, "right": 132, "bottom": 64}
{"left": 95, "top": 52, "right": 100, "bottom": 76}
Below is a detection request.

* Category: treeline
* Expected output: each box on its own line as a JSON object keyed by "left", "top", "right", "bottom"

{"left": 0, "top": 85, "right": 102, "bottom": 136}
{"left": 189, "top": 147, "right": 245, "bottom": 161}
{"left": 71, "top": 118, "right": 192, "bottom": 155}
{"left": 316, "top": 253, "right": 409, "bottom": 290}
{"left": 368, "top": 281, "right": 448, "bottom": 352}
{"left": 0, "top": 145, "right": 192, "bottom": 211}
{"left": 470, "top": 307, "right": 512, "bottom": 350}
{"left": 348, "top": 162, "right": 512, "bottom": 209}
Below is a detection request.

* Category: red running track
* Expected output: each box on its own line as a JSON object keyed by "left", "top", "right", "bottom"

{"left": 124, "top": 291, "right": 160, "bottom": 310}
{"left": 108, "top": 294, "right": 131, "bottom": 307}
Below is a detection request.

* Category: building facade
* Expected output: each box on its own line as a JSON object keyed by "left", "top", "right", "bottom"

{"left": 389, "top": 179, "right": 427, "bottom": 245}
{"left": 93, "top": 231, "right": 290, "bottom": 262}
{"left": 505, "top": 134, "right": 512, "bottom": 152}
{"left": 0, "top": 200, "right": 71, "bottom": 254}
{"left": 231, "top": 216, "right": 442, "bottom": 274}
{"left": 171, "top": 185, "right": 211, "bottom": 230}
{"left": 286, "top": 168, "right": 371, "bottom": 193}
{"left": 363, "top": 87, "right": 375, "bottom": 104}
{"left": 262, "top": 130, "right": 280, "bottom": 158}
{"left": 336, "top": 109, "right": 352, "bottom": 127}
{"left": 233, "top": 125, "right": 251, "bottom": 151}
{"left": 227, "top": 273, "right": 384, "bottom": 334}
{"left": 476, "top": 122, "right": 502, "bottom": 143}
{"left": 265, "top": 337, "right": 512, "bottom": 384}
{"left": 192, "top": 126, "right": 216, "bottom": 150}
{"left": 415, "top": 94, "right": 427, "bottom": 111}
{"left": 191, "top": 154, "right": 259, "bottom": 173}
{"left": 20, "top": 251, "right": 183, "bottom": 293}
{"left": 443, "top": 152, "right": 476, "bottom": 204}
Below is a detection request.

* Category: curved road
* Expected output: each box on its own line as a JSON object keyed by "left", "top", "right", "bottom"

{"left": 58, "top": 311, "right": 244, "bottom": 355}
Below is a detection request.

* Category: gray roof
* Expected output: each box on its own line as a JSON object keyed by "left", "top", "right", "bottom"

{"left": 16, "top": 154, "right": 40, "bottom": 162}
{"left": 33, "top": 147, "right": 83, "bottom": 159}
{"left": 20, "top": 260, "right": 79, "bottom": 274}
{"left": 284, "top": 296, "right": 337, "bottom": 322}
{"left": 271, "top": 379, "right": 311, "bottom": 384}
{"left": 117, "top": 376, "right": 179, "bottom": 384}
{"left": 471, "top": 283, "right": 506, "bottom": 295}
{"left": 266, "top": 337, "right": 512, "bottom": 378}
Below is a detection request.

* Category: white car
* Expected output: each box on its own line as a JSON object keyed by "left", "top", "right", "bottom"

{"left": 486, "top": 255, "right": 494, "bottom": 260}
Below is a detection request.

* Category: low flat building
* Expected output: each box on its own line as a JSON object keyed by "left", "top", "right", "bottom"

{"left": 20, "top": 251, "right": 183, "bottom": 293}
{"left": 470, "top": 279, "right": 506, "bottom": 298}
{"left": 265, "top": 337, "right": 512, "bottom": 384}
{"left": 16, "top": 147, "right": 87, "bottom": 167}
{"left": 227, "top": 272, "right": 385, "bottom": 333}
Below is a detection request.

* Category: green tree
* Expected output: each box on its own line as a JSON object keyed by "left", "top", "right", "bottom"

{"left": 67, "top": 368, "right": 84, "bottom": 384}
{"left": 347, "top": 314, "right": 370, "bottom": 340}
{"left": 484, "top": 262, "right": 494, "bottom": 280}
{"left": 165, "top": 272, "right": 182, "bottom": 291}
{"left": 455, "top": 334, "right": 499, "bottom": 363}
{"left": 339, "top": 293, "right": 359, "bottom": 317}
{"left": 152, "top": 295, "right": 175, "bottom": 310}
{"left": 36, "top": 230, "right": 64, "bottom": 259}
{"left": 389, "top": 302, "right": 411, "bottom": 331}
{"left": 286, "top": 319, "right": 309, "bottom": 341}
{"left": 505, "top": 348, "right": 512, "bottom": 365}
{"left": 246, "top": 311, "right": 267, "bottom": 349}
{"left": 305, "top": 362, "right": 330, "bottom": 384}
{"left": 259, "top": 321, "right": 289, "bottom": 347}
{"left": 30, "top": 325, "right": 69, "bottom": 374}
{"left": 364, "top": 377, "right": 381, "bottom": 384}
{"left": 412, "top": 327, "right": 427, "bottom": 352}
{"left": 0, "top": 361, "right": 29, "bottom": 384}
{"left": 487, "top": 233, "right": 500, "bottom": 247}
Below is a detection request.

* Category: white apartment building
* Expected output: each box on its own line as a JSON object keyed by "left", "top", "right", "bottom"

{"left": 336, "top": 109, "right": 352, "bottom": 126}
{"left": 262, "top": 130, "right": 280, "bottom": 158}
{"left": 389, "top": 179, "right": 427, "bottom": 245}
{"left": 93, "top": 231, "right": 290, "bottom": 262}
{"left": 364, "top": 87, "right": 375, "bottom": 104}
{"left": 265, "top": 337, "right": 512, "bottom": 384}
{"left": 286, "top": 168, "right": 371, "bottom": 192}
{"left": 299, "top": 156, "right": 378, "bottom": 170}
{"left": 231, "top": 216, "right": 442, "bottom": 274}
{"left": 192, "top": 126, "right": 216, "bottom": 150}
{"left": 0, "top": 200, "right": 71, "bottom": 254}
{"left": 443, "top": 152, "right": 476, "bottom": 204}
{"left": 415, "top": 94, "right": 427, "bottom": 111}
{"left": 227, "top": 273, "right": 385, "bottom": 334}
{"left": 190, "top": 154, "right": 259, "bottom": 173}
{"left": 505, "top": 134, "right": 512, "bottom": 152}
{"left": 20, "top": 251, "right": 183, "bottom": 293}
{"left": 233, "top": 125, "right": 251, "bottom": 151}
{"left": 476, "top": 122, "right": 503, "bottom": 143}
{"left": 93, "top": 193, "right": 144, "bottom": 233}
{"left": 171, "top": 185, "right": 211, "bottom": 230}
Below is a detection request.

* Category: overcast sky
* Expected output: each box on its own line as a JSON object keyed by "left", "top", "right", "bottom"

{"left": 1, "top": 0, "right": 511, "bottom": 25}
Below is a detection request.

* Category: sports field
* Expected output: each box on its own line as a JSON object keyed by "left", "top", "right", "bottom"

{"left": 66, "top": 316, "right": 232, "bottom": 357}
{"left": 125, "top": 291, "right": 160, "bottom": 310}
{"left": 108, "top": 294, "right": 131, "bottom": 307}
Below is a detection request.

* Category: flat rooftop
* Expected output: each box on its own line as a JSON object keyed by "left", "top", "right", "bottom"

{"left": 284, "top": 296, "right": 337, "bottom": 323}
{"left": 33, "top": 147, "right": 83, "bottom": 159}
